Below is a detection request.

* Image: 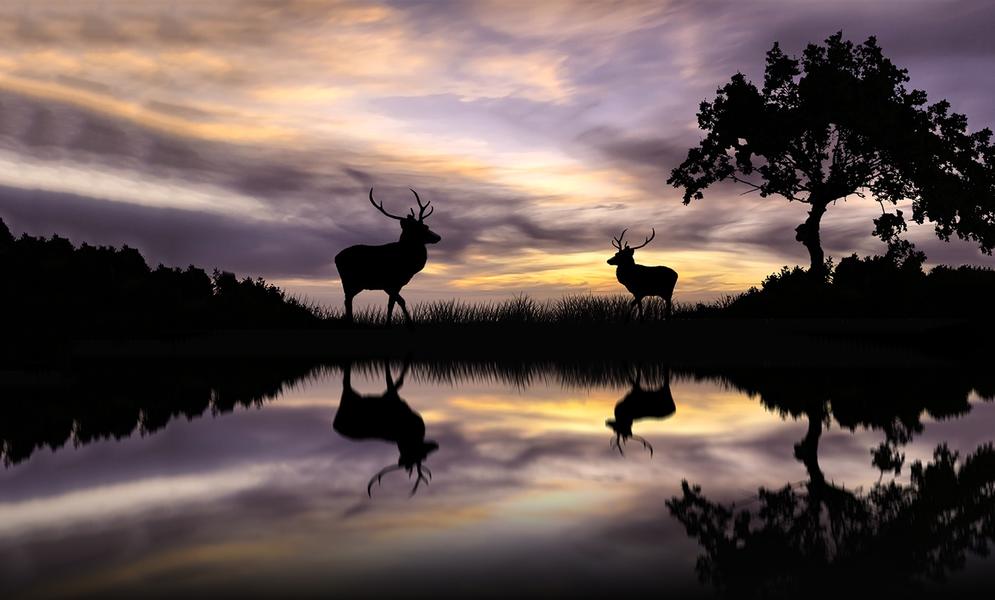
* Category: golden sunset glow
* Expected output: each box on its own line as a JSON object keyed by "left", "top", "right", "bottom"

{"left": 1, "top": 1, "right": 993, "bottom": 308}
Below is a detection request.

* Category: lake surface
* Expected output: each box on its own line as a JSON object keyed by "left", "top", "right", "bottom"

{"left": 2, "top": 361, "right": 994, "bottom": 598}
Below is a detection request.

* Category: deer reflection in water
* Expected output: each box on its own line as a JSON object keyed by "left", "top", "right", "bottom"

{"left": 606, "top": 367, "right": 676, "bottom": 456}
{"left": 333, "top": 361, "right": 438, "bottom": 496}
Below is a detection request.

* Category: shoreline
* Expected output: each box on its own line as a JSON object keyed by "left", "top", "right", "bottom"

{"left": 9, "top": 317, "right": 980, "bottom": 369}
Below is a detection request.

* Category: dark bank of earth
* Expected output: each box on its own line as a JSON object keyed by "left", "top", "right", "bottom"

{"left": 40, "top": 317, "right": 990, "bottom": 369}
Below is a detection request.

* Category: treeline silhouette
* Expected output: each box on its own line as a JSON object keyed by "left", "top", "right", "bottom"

{"left": 0, "top": 360, "right": 324, "bottom": 465}
{"left": 690, "top": 252, "right": 995, "bottom": 318}
{"left": 0, "top": 218, "right": 320, "bottom": 336}
{"left": 4, "top": 218, "right": 995, "bottom": 338}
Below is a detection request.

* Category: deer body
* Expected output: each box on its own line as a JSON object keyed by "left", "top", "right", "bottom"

{"left": 614, "top": 262, "right": 679, "bottom": 305}
{"left": 333, "top": 362, "right": 438, "bottom": 496}
{"left": 607, "top": 228, "right": 678, "bottom": 319}
{"left": 335, "top": 238, "right": 428, "bottom": 293}
{"left": 335, "top": 188, "right": 440, "bottom": 324}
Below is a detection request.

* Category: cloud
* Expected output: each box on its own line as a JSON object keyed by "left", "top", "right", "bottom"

{"left": 1, "top": 1, "right": 995, "bottom": 301}
{"left": 0, "top": 185, "right": 339, "bottom": 278}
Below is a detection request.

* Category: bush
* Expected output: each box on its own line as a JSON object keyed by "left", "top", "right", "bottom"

{"left": 0, "top": 218, "right": 320, "bottom": 335}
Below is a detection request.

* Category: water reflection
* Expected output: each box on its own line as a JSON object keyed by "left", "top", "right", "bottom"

{"left": 669, "top": 443, "right": 995, "bottom": 597}
{"left": 0, "top": 361, "right": 323, "bottom": 466}
{"left": 669, "top": 367, "right": 995, "bottom": 597}
{"left": 1, "top": 359, "right": 993, "bottom": 597}
{"left": 334, "top": 361, "right": 438, "bottom": 496}
{"left": 606, "top": 367, "right": 676, "bottom": 456}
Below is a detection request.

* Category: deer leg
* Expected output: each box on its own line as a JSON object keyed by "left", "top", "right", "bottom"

{"left": 392, "top": 293, "right": 413, "bottom": 326}
{"left": 665, "top": 295, "right": 673, "bottom": 319}
{"left": 627, "top": 297, "right": 639, "bottom": 322}
{"left": 344, "top": 289, "right": 357, "bottom": 323}
{"left": 386, "top": 294, "right": 396, "bottom": 325}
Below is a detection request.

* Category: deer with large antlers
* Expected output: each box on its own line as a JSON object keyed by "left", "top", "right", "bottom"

{"left": 333, "top": 360, "right": 438, "bottom": 497}
{"left": 607, "top": 228, "right": 678, "bottom": 319}
{"left": 606, "top": 367, "right": 676, "bottom": 456}
{"left": 334, "top": 188, "right": 441, "bottom": 324}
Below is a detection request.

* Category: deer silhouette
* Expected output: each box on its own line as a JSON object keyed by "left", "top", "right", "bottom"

{"left": 608, "top": 228, "right": 678, "bottom": 319}
{"left": 333, "top": 360, "right": 438, "bottom": 496}
{"left": 334, "top": 188, "right": 441, "bottom": 325}
{"left": 606, "top": 367, "right": 676, "bottom": 456}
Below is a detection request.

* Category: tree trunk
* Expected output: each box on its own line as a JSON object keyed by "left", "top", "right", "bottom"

{"left": 794, "top": 408, "right": 826, "bottom": 488}
{"left": 795, "top": 200, "right": 830, "bottom": 280}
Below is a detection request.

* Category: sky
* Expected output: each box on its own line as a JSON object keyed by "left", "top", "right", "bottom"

{"left": 1, "top": 0, "right": 994, "bottom": 306}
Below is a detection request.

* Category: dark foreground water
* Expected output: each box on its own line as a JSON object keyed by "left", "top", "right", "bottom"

{"left": 2, "top": 361, "right": 994, "bottom": 598}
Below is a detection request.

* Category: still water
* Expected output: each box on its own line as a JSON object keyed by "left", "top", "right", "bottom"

{"left": 2, "top": 362, "right": 994, "bottom": 597}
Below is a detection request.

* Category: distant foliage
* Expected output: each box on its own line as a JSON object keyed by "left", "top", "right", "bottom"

{"left": 0, "top": 218, "right": 319, "bottom": 335}
{"left": 722, "top": 253, "right": 995, "bottom": 318}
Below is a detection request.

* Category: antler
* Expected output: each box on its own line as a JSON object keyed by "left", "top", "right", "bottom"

{"left": 410, "top": 188, "right": 433, "bottom": 221}
{"left": 367, "top": 461, "right": 433, "bottom": 497}
{"left": 368, "top": 464, "right": 404, "bottom": 496}
{"left": 369, "top": 187, "right": 405, "bottom": 220}
{"left": 630, "top": 434, "right": 654, "bottom": 456}
{"left": 612, "top": 228, "right": 628, "bottom": 250}
{"left": 609, "top": 433, "right": 654, "bottom": 457}
{"left": 610, "top": 432, "right": 625, "bottom": 456}
{"left": 409, "top": 463, "right": 431, "bottom": 496}
{"left": 629, "top": 228, "right": 655, "bottom": 250}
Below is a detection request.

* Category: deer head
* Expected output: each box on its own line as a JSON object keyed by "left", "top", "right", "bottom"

{"left": 607, "top": 228, "right": 655, "bottom": 266}
{"left": 367, "top": 439, "right": 439, "bottom": 497}
{"left": 369, "top": 187, "right": 441, "bottom": 245}
{"left": 606, "top": 418, "right": 653, "bottom": 456}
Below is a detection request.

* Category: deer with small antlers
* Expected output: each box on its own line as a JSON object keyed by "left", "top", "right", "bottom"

{"left": 333, "top": 360, "right": 438, "bottom": 497}
{"left": 606, "top": 367, "right": 676, "bottom": 456}
{"left": 608, "top": 228, "right": 678, "bottom": 319}
{"left": 334, "top": 188, "right": 441, "bottom": 325}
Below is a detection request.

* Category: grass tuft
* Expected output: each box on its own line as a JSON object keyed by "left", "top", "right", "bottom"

{"left": 327, "top": 293, "right": 707, "bottom": 327}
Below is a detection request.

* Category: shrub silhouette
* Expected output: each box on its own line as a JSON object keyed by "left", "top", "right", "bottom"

{"left": 0, "top": 218, "right": 318, "bottom": 335}
{"left": 720, "top": 252, "right": 995, "bottom": 318}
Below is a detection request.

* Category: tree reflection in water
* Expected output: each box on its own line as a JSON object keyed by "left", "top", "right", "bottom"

{"left": 668, "top": 368, "right": 995, "bottom": 597}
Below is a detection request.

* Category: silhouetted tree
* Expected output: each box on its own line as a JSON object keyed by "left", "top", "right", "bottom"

{"left": 668, "top": 32, "right": 995, "bottom": 280}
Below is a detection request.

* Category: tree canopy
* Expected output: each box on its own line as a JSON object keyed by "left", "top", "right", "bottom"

{"left": 668, "top": 32, "right": 995, "bottom": 278}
